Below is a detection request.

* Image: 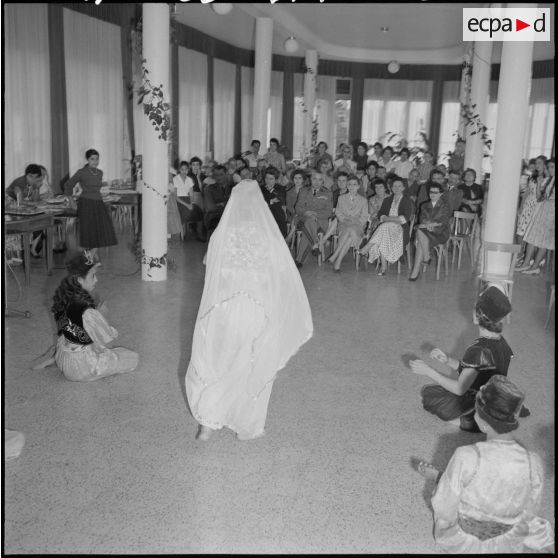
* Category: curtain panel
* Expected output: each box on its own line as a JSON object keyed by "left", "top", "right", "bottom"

{"left": 212, "top": 58, "right": 236, "bottom": 163}
{"left": 177, "top": 46, "right": 208, "bottom": 161}
{"left": 4, "top": 3, "right": 51, "bottom": 184}
{"left": 240, "top": 67, "right": 255, "bottom": 154}
{"left": 362, "top": 79, "right": 433, "bottom": 150}
{"left": 63, "top": 8, "right": 126, "bottom": 181}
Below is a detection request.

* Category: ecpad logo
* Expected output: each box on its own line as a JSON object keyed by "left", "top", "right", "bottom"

{"left": 463, "top": 8, "right": 550, "bottom": 42}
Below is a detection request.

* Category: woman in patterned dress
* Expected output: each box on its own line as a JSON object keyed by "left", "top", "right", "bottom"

{"left": 515, "top": 155, "right": 547, "bottom": 264}
{"left": 326, "top": 175, "right": 369, "bottom": 271}
{"left": 359, "top": 176, "right": 414, "bottom": 275}
{"left": 64, "top": 149, "right": 117, "bottom": 256}
{"left": 517, "top": 158, "right": 555, "bottom": 276}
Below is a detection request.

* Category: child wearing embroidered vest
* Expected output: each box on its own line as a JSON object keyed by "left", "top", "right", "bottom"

{"left": 51, "top": 250, "right": 139, "bottom": 381}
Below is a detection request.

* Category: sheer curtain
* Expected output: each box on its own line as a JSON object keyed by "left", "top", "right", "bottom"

{"left": 362, "top": 79, "right": 432, "bottom": 148}
{"left": 241, "top": 67, "right": 254, "bottom": 152}
{"left": 438, "top": 81, "right": 461, "bottom": 162}
{"left": 213, "top": 58, "right": 236, "bottom": 163}
{"left": 178, "top": 46, "right": 208, "bottom": 161}
{"left": 64, "top": 9, "right": 126, "bottom": 181}
{"left": 293, "top": 74, "right": 305, "bottom": 161}
{"left": 4, "top": 3, "right": 51, "bottom": 183}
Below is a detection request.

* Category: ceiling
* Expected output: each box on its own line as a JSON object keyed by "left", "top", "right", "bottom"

{"left": 174, "top": 3, "right": 555, "bottom": 65}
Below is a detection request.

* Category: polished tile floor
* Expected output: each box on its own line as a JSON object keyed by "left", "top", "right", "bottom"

{"left": 3, "top": 231, "right": 555, "bottom": 554}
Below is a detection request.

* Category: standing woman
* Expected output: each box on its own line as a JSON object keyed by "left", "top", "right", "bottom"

{"left": 185, "top": 179, "right": 313, "bottom": 441}
{"left": 64, "top": 149, "right": 117, "bottom": 256}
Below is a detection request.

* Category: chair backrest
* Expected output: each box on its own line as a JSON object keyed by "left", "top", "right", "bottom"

{"left": 452, "top": 211, "right": 477, "bottom": 236}
{"left": 479, "top": 241, "right": 522, "bottom": 280}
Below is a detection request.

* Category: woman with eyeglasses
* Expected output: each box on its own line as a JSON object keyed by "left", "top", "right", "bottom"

{"left": 409, "top": 183, "right": 452, "bottom": 281}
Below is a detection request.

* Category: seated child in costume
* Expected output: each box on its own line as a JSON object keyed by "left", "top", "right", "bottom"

{"left": 414, "top": 375, "right": 555, "bottom": 554}
{"left": 50, "top": 250, "right": 139, "bottom": 381}
{"left": 409, "top": 285, "right": 528, "bottom": 433}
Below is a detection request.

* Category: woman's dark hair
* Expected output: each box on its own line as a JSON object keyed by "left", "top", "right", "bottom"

{"left": 390, "top": 176, "right": 405, "bottom": 190}
{"left": 373, "top": 142, "right": 383, "bottom": 150}
{"left": 190, "top": 156, "right": 202, "bottom": 165}
{"left": 24, "top": 163, "right": 42, "bottom": 176}
{"left": 347, "top": 174, "right": 361, "bottom": 185}
{"left": 383, "top": 146, "right": 394, "bottom": 155}
{"left": 372, "top": 178, "right": 390, "bottom": 196}
{"left": 85, "top": 149, "right": 99, "bottom": 160}
{"left": 318, "top": 141, "right": 328, "bottom": 150}
{"left": 430, "top": 168, "right": 444, "bottom": 181}
{"left": 179, "top": 161, "right": 190, "bottom": 169}
{"left": 265, "top": 166, "right": 280, "bottom": 180}
{"left": 463, "top": 167, "right": 477, "bottom": 180}
{"left": 269, "top": 137, "right": 279, "bottom": 146}
{"left": 400, "top": 147, "right": 410, "bottom": 157}
{"left": 366, "top": 160, "right": 379, "bottom": 171}
{"left": 532, "top": 155, "right": 549, "bottom": 180}
{"left": 51, "top": 276, "right": 96, "bottom": 324}
{"left": 292, "top": 169, "right": 306, "bottom": 182}
{"left": 357, "top": 141, "right": 368, "bottom": 151}
{"left": 428, "top": 182, "right": 443, "bottom": 194}
{"left": 251, "top": 139, "right": 261, "bottom": 147}
{"left": 475, "top": 306, "right": 504, "bottom": 334}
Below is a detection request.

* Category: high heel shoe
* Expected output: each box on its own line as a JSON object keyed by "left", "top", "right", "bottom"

{"left": 409, "top": 269, "right": 421, "bottom": 281}
{"left": 522, "top": 267, "right": 541, "bottom": 275}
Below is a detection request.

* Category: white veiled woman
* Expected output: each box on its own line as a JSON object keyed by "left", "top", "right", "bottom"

{"left": 185, "top": 179, "right": 313, "bottom": 441}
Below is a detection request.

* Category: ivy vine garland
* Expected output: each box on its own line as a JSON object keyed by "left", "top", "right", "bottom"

{"left": 138, "top": 58, "right": 172, "bottom": 142}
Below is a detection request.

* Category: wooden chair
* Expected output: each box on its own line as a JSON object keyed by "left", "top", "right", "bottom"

{"left": 477, "top": 242, "right": 522, "bottom": 323}
{"left": 544, "top": 283, "right": 555, "bottom": 329}
{"left": 448, "top": 211, "right": 478, "bottom": 270}
{"left": 432, "top": 239, "right": 450, "bottom": 280}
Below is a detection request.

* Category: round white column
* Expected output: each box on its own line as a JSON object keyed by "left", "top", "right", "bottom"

{"left": 251, "top": 17, "right": 273, "bottom": 147}
{"left": 483, "top": 5, "right": 535, "bottom": 275}
{"left": 141, "top": 3, "right": 170, "bottom": 281}
{"left": 303, "top": 49, "right": 318, "bottom": 156}
{"left": 464, "top": 40, "right": 493, "bottom": 179}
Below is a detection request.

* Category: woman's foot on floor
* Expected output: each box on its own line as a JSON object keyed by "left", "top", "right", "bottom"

{"left": 196, "top": 425, "right": 214, "bottom": 441}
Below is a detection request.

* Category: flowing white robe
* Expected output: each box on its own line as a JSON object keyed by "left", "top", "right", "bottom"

{"left": 185, "top": 180, "right": 313, "bottom": 439}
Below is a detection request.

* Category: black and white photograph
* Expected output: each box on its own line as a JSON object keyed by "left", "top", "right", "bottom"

{"left": 2, "top": 1, "right": 555, "bottom": 553}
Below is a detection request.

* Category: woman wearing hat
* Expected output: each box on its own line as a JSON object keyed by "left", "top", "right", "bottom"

{"left": 50, "top": 250, "right": 139, "bottom": 381}
{"left": 410, "top": 285, "right": 518, "bottom": 433}
{"left": 415, "top": 375, "right": 554, "bottom": 553}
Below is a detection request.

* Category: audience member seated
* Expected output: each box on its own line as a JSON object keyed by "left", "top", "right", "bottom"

{"left": 361, "top": 160, "right": 379, "bottom": 198}
{"left": 413, "top": 168, "right": 447, "bottom": 218}
{"left": 407, "top": 168, "right": 421, "bottom": 197}
{"left": 334, "top": 143, "right": 357, "bottom": 175}
{"left": 380, "top": 146, "right": 397, "bottom": 176}
{"left": 263, "top": 137, "right": 286, "bottom": 174}
{"left": 286, "top": 169, "right": 307, "bottom": 221}
{"left": 443, "top": 169, "right": 464, "bottom": 212}
{"left": 312, "top": 141, "right": 334, "bottom": 170}
{"left": 436, "top": 163, "right": 448, "bottom": 181}
{"left": 318, "top": 158, "right": 335, "bottom": 191}
{"left": 377, "top": 166, "right": 387, "bottom": 181}
{"left": 188, "top": 156, "right": 205, "bottom": 210}
{"left": 243, "top": 139, "right": 261, "bottom": 169}
{"left": 448, "top": 138, "right": 466, "bottom": 176}
{"left": 369, "top": 142, "right": 383, "bottom": 163}
{"left": 409, "top": 182, "right": 452, "bottom": 280}
{"left": 364, "top": 178, "right": 391, "bottom": 240}
{"left": 6, "top": 163, "right": 43, "bottom": 203}
{"left": 173, "top": 160, "right": 205, "bottom": 241}
{"left": 203, "top": 165, "right": 230, "bottom": 238}
{"left": 255, "top": 158, "right": 268, "bottom": 185}
{"left": 393, "top": 147, "right": 415, "bottom": 181}
{"left": 294, "top": 171, "right": 333, "bottom": 268}
{"left": 458, "top": 168, "right": 484, "bottom": 215}
{"left": 353, "top": 141, "right": 369, "bottom": 172}
{"left": 359, "top": 176, "right": 414, "bottom": 275}
{"left": 260, "top": 166, "right": 288, "bottom": 237}
{"left": 326, "top": 175, "right": 369, "bottom": 272}
{"left": 416, "top": 151, "right": 435, "bottom": 183}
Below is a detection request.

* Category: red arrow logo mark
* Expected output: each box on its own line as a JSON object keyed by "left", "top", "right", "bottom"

{"left": 516, "top": 18, "right": 530, "bottom": 31}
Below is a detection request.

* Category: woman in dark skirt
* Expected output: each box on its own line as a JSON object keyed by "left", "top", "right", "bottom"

{"left": 408, "top": 285, "right": 527, "bottom": 433}
{"left": 408, "top": 182, "right": 452, "bottom": 280}
{"left": 64, "top": 149, "right": 117, "bottom": 255}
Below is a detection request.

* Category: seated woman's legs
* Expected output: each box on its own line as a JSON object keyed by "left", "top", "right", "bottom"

{"left": 319, "top": 218, "right": 338, "bottom": 250}
{"left": 410, "top": 229, "right": 430, "bottom": 279}
{"left": 329, "top": 230, "right": 353, "bottom": 269}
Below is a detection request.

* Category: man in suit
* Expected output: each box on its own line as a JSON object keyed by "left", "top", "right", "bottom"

{"left": 260, "top": 166, "right": 287, "bottom": 237}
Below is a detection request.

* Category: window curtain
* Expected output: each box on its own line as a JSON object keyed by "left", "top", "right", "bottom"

{"left": 240, "top": 67, "right": 254, "bottom": 153}
{"left": 362, "top": 79, "right": 432, "bottom": 149}
{"left": 64, "top": 9, "right": 126, "bottom": 181}
{"left": 4, "top": 3, "right": 51, "bottom": 183}
{"left": 438, "top": 81, "right": 461, "bottom": 161}
{"left": 178, "top": 46, "right": 208, "bottom": 161}
{"left": 268, "top": 71, "right": 284, "bottom": 146}
{"left": 213, "top": 58, "right": 236, "bottom": 163}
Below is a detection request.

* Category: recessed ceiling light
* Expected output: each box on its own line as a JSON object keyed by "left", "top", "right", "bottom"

{"left": 380, "top": 26, "right": 390, "bottom": 32}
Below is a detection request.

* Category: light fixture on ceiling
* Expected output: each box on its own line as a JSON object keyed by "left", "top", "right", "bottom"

{"left": 380, "top": 26, "right": 390, "bottom": 32}
{"left": 211, "top": 3, "right": 233, "bottom": 16}
{"left": 387, "top": 60, "right": 400, "bottom": 74}
{"left": 284, "top": 36, "right": 299, "bottom": 54}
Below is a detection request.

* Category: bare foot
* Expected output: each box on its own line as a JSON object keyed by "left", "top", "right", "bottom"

{"left": 411, "top": 458, "right": 440, "bottom": 481}
{"left": 196, "top": 425, "right": 214, "bottom": 441}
